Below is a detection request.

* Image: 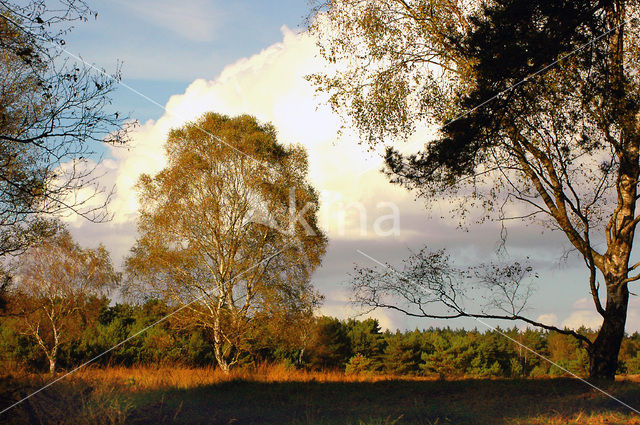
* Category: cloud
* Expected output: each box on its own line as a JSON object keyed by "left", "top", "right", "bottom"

{"left": 65, "top": 24, "right": 610, "bottom": 332}
{"left": 536, "top": 298, "right": 640, "bottom": 333}
{"left": 92, "top": 26, "right": 426, "bottom": 238}
{"left": 562, "top": 310, "right": 603, "bottom": 331}
{"left": 536, "top": 313, "right": 558, "bottom": 327}
{"left": 65, "top": 26, "right": 429, "bottom": 318}
{"left": 68, "top": 221, "right": 137, "bottom": 268}
{"left": 573, "top": 297, "right": 593, "bottom": 309}
{"left": 92, "top": 24, "right": 585, "bottom": 256}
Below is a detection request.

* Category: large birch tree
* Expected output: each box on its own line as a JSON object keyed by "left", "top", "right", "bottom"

{"left": 125, "top": 113, "right": 326, "bottom": 372}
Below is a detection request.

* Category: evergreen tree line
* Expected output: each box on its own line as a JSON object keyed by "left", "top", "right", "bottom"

{"left": 3, "top": 297, "right": 640, "bottom": 378}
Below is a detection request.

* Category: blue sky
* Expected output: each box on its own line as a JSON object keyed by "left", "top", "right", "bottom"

{"left": 57, "top": 0, "right": 640, "bottom": 333}
{"left": 65, "top": 0, "right": 312, "bottom": 124}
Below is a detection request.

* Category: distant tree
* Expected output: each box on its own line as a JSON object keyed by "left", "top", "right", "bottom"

{"left": 345, "top": 352, "right": 374, "bottom": 375}
{"left": 620, "top": 332, "right": 640, "bottom": 374}
{"left": 547, "top": 330, "right": 591, "bottom": 376}
{"left": 346, "top": 318, "right": 385, "bottom": 359}
{"left": 421, "top": 330, "right": 476, "bottom": 378}
{"left": 471, "top": 331, "right": 514, "bottom": 377}
{"left": 83, "top": 300, "right": 184, "bottom": 367}
{"left": 312, "top": 0, "right": 640, "bottom": 380}
{"left": 383, "top": 330, "right": 431, "bottom": 375}
{"left": 8, "top": 224, "right": 118, "bottom": 373}
{"left": 0, "top": 0, "right": 129, "bottom": 256}
{"left": 306, "top": 316, "right": 352, "bottom": 369}
{"left": 125, "top": 113, "right": 326, "bottom": 372}
{"left": 0, "top": 265, "right": 10, "bottom": 312}
{"left": 510, "top": 327, "right": 548, "bottom": 376}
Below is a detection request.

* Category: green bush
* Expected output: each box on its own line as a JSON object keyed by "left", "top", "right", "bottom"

{"left": 345, "top": 353, "right": 374, "bottom": 375}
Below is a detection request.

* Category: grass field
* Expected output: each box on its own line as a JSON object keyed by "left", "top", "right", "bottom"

{"left": 1, "top": 365, "right": 640, "bottom": 424}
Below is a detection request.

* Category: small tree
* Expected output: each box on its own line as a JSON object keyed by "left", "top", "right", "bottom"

{"left": 9, "top": 224, "right": 118, "bottom": 373}
{"left": 125, "top": 113, "right": 326, "bottom": 372}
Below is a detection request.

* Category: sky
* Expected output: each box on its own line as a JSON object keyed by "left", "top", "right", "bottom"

{"left": 58, "top": 0, "right": 640, "bottom": 333}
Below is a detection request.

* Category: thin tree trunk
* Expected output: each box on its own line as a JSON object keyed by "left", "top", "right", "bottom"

{"left": 47, "top": 349, "right": 57, "bottom": 374}
{"left": 588, "top": 282, "right": 629, "bottom": 380}
{"left": 215, "top": 352, "right": 230, "bottom": 374}
{"left": 212, "top": 313, "right": 230, "bottom": 374}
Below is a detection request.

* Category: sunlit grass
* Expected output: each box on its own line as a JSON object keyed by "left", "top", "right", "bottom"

{"left": 69, "top": 363, "right": 435, "bottom": 390}
{"left": 2, "top": 365, "right": 640, "bottom": 424}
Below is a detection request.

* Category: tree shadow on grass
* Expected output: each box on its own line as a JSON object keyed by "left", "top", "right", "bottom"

{"left": 126, "top": 378, "right": 640, "bottom": 425}
{"left": 2, "top": 377, "right": 639, "bottom": 424}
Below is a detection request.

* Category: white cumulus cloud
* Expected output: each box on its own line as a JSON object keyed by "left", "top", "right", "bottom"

{"left": 536, "top": 313, "right": 559, "bottom": 327}
{"left": 94, "top": 26, "right": 425, "bottom": 243}
{"left": 64, "top": 24, "right": 614, "bottom": 332}
{"left": 562, "top": 310, "right": 603, "bottom": 331}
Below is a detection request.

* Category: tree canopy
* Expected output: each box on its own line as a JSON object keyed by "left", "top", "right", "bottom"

{"left": 0, "top": 0, "right": 129, "bottom": 256}
{"left": 7, "top": 223, "right": 118, "bottom": 373}
{"left": 311, "top": 0, "right": 640, "bottom": 379}
{"left": 125, "top": 112, "right": 327, "bottom": 371}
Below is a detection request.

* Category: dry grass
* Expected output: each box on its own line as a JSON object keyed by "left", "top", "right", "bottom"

{"left": 2, "top": 365, "right": 640, "bottom": 424}
{"left": 66, "top": 363, "right": 434, "bottom": 391}
{"left": 504, "top": 412, "right": 640, "bottom": 425}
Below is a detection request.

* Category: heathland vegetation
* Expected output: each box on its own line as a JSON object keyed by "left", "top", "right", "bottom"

{"left": 3, "top": 291, "right": 640, "bottom": 424}
{"left": 3, "top": 308, "right": 640, "bottom": 424}
{"left": 3, "top": 0, "right": 640, "bottom": 423}
{"left": 4, "top": 300, "right": 640, "bottom": 379}
{"left": 3, "top": 366, "right": 640, "bottom": 424}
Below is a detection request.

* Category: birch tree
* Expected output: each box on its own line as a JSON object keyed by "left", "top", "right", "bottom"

{"left": 0, "top": 0, "right": 129, "bottom": 256}
{"left": 125, "top": 113, "right": 326, "bottom": 372}
{"left": 9, "top": 224, "right": 118, "bottom": 373}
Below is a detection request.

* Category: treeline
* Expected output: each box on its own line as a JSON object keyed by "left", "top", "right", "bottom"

{"left": 301, "top": 317, "right": 640, "bottom": 377}
{"left": 3, "top": 298, "right": 640, "bottom": 378}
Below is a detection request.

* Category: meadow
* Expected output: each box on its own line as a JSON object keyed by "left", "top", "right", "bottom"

{"left": 2, "top": 365, "right": 640, "bottom": 425}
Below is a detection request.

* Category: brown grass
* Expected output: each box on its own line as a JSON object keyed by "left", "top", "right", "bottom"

{"left": 2, "top": 365, "right": 640, "bottom": 424}
{"left": 67, "top": 363, "right": 435, "bottom": 391}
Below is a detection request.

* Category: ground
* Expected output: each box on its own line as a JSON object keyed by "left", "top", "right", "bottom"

{"left": 1, "top": 366, "right": 640, "bottom": 424}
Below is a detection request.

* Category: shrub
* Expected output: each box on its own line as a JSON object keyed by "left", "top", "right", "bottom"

{"left": 345, "top": 353, "right": 374, "bottom": 375}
